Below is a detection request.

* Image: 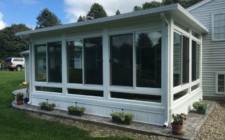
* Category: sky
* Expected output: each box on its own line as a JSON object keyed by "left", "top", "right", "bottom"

{"left": 0, "top": 0, "right": 161, "bottom": 30}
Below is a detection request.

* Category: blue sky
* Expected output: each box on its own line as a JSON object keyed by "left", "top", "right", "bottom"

{"left": 0, "top": 0, "right": 160, "bottom": 30}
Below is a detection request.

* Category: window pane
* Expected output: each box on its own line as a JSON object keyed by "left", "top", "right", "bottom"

{"left": 174, "top": 89, "right": 187, "bottom": 101}
{"left": 218, "top": 74, "right": 224, "bottom": 80}
{"left": 136, "top": 32, "right": 161, "bottom": 88}
{"left": 191, "top": 84, "right": 199, "bottom": 91}
{"left": 218, "top": 74, "right": 225, "bottom": 92}
{"left": 110, "top": 33, "right": 133, "bottom": 86}
{"left": 35, "top": 44, "right": 46, "bottom": 81}
{"left": 173, "top": 32, "right": 182, "bottom": 86}
{"left": 67, "top": 40, "right": 83, "bottom": 83}
{"left": 36, "top": 86, "right": 62, "bottom": 93}
{"left": 111, "top": 92, "right": 161, "bottom": 103}
{"left": 182, "top": 36, "right": 189, "bottom": 84}
{"left": 48, "top": 42, "right": 62, "bottom": 82}
{"left": 84, "top": 37, "right": 102, "bottom": 84}
{"left": 214, "top": 13, "right": 225, "bottom": 40}
{"left": 192, "top": 41, "right": 200, "bottom": 81}
{"left": 68, "top": 89, "right": 103, "bottom": 97}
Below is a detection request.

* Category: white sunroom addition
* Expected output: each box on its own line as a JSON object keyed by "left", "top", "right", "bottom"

{"left": 17, "top": 4, "right": 208, "bottom": 126}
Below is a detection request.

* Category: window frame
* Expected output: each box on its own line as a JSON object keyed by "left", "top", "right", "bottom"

{"left": 66, "top": 36, "right": 103, "bottom": 86}
{"left": 215, "top": 72, "right": 225, "bottom": 94}
{"left": 173, "top": 30, "right": 190, "bottom": 87}
{"left": 34, "top": 41, "right": 62, "bottom": 83}
{"left": 191, "top": 40, "right": 201, "bottom": 82}
{"left": 135, "top": 31, "right": 162, "bottom": 88}
{"left": 172, "top": 24, "right": 202, "bottom": 102}
{"left": 108, "top": 30, "right": 162, "bottom": 104}
{"left": 212, "top": 12, "right": 225, "bottom": 41}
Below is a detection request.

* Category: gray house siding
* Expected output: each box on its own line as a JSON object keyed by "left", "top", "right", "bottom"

{"left": 188, "top": 0, "right": 225, "bottom": 96}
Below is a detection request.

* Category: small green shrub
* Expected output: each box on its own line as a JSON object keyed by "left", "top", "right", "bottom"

{"left": 172, "top": 113, "right": 184, "bottom": 125}
{"left": 110, "top": 112, "right": 134, "bottom": 121}
{"left": 193, "top": 101, "right": 207, "bottom": 114}
{"left": 67, "top": 106, "right": 85, "bottom": 112}
{"left": 193, "top": 101, "right": 207, "bottom": 110}
{"left": 39, "top": 102, "right": 56, "bottom": 109}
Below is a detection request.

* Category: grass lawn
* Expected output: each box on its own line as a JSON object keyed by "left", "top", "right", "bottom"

{"left": 0, "top": 70, "right": 131, "bottom": 140}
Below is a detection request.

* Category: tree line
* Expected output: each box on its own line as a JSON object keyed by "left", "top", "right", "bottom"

{"left": 0, "top": 0, "right": 202, "bottom": 61}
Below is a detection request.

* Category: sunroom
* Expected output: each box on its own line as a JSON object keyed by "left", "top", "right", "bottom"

{"left": 17, "top": 4, "right": 208, "bottom": 126}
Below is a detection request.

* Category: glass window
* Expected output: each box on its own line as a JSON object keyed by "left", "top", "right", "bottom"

{"left": 173, "top": 32, "right": 190, "bottom": 86}
{"left": 68, "top": 89, "right": 103, "bottom": 97}
{"left": 35, "top": 44, "right": 46, "bottom": 81}
{"left": 217, "top": 74, "right": 225, "bottom": 93}
{"left": 173, "top": 89, "right": 187, "bottom": 101}
{"left": 135, "top": 32, "right": 161, "bottom": 88}
{"left": 192, "top": 41, "right": 200, "bottom": 81}
{"left": 48, "top": 42, "right": 62, "bottom": 83}
{"left": 173, "top": 33, "right": 182, "bottom": 86}
{"left": 36, "top": 86, "right": 62, "bottom": 93}
{"left": 67, "top": 40, "right": 83, "bottom": 83}
{"left": 213, "top": 13, "right": 225, "bottom": 40}
{"left": 191, "top": 84, "right": 199, "bottom": 91}
{"left": 110, "top": 33, "right": 133, "bottom": 86}
{"left": 182, "top": 36, "right": 189, "bottom": 84}
{"left": 111, "top": 92, "right": 161, "bottom": 103}
{"left": 84, "top": 37, "right": 103, "bottom": 85}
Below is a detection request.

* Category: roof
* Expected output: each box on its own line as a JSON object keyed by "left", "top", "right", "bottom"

{"left": 16, "top": 4, "right": 208, "bottom": 36}
{"left": 187, "top": 0, "right": 213, "bottom": 11}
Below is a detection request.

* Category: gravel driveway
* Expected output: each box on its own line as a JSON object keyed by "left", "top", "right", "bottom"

{"left": 29, "top": 101, "right": 225, "bottom": 140}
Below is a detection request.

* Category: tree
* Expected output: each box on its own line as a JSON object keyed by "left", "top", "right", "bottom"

{"left": 36, "top": 8, "right": 61, "bottom": 29}
{"left": 163, "top": 0, "right": 203, "bottom": 8}
{"left": 115, "top": 10, "right": 121, "bottom": 15}
{"left": 133, "top": 0, "right": 203, "bottom": 11}
{"left": 87, "top": 3, "right": 107, "bottom": 19}
{"left": 77, "top": 15, "right": 86, "bottom": 22}
{"left": 133, "top": 6, "right": 142, "bottom": 11}
{"left": 0, "top": 24, "right": 30, "bottom": 60}
{"left": 142, "top": 1, "right": 162, "bottom": 9}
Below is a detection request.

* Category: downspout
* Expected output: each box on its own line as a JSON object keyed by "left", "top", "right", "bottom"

{"left": 27, "top": 41, "right": 32, "bottom": 105}
{"left": 160, "top": 12, "right": 170, "bottom": 127}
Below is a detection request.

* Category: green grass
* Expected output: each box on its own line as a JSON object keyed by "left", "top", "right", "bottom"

{"left": 0, "top": 70, "right": 132, "bottom": 140}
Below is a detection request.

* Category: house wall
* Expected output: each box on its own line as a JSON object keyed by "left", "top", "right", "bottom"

{"left": 188, "top": 0, "right": 225, "bottom": 97}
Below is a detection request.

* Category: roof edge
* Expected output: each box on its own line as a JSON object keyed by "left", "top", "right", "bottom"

{"left": 16, "top": 3, "right": 208, "bottom": 36}
{"left": 16, "top": 4, "right": 179, "bottom": 36}
{"left": 177, "top": 4, "right": 208, "bottom": 33}
{"left": 187, "top": 0, "right": 212, "bottom": 11}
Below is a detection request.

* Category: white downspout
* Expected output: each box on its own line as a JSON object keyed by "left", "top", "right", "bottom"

{"left": 160, "top": 12, "right": 170, "bottom": 127}
{"left": 27, "top": 42, "right": 32, "bottom": 105}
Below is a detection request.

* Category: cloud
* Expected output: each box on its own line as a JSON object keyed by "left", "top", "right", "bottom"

{"left": 0, "top": 12, "right": 6, "bottom": 30}
{"left": 64, "top": 0, "right": 162, "bottom": 23}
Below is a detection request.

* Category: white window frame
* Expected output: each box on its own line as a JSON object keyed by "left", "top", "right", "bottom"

{"left": 215, "top": 72, "right": 225, "bottom": 94}
{"left": 212, "top": 12, "right": 225, "bottom": 41}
